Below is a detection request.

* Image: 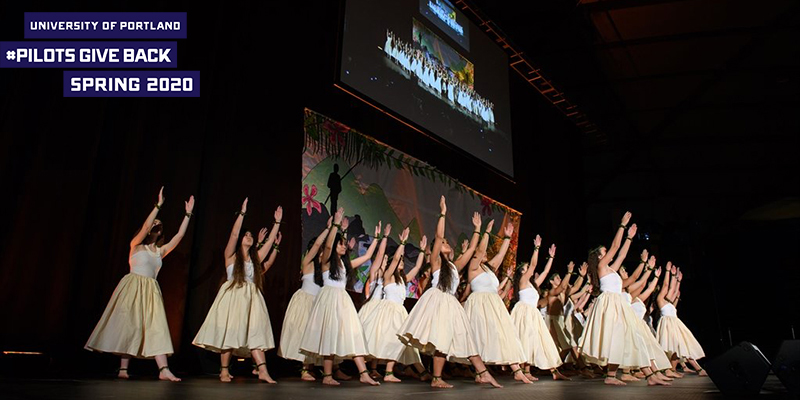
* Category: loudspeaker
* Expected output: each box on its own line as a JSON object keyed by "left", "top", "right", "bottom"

{"left": 706, "top": 341, "right": 771, "bottom": 395}
{"left": 773, "top": 340, "right": 800, "bottom": 395}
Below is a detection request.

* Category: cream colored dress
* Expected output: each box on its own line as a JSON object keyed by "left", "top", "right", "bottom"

{"left": 397, "top": 262, "right": 478, "bottom": 364}
{"left": 626, "top": 294, "right": 671, "bottom": 370}
{"left": 192, "top": 261, "right": 275, "bottom": 357}
{"left": 299, "top": 264, "right": 369, "bottom": 359}
{"left": 85, "top": 247, "right": 174, "bottom": 358}
{"left": 463, "top": 267, "right": 527, "bottom": 365}
{"left": 278, "top": 272, "right": 322, "bottom": 364}
{"left": 577, "top": 272, "right": 653, "bottom": 368}
{"left": 657, "top": 303, "right": 705, "bottom": 360}
{"left": 358, "top": 278, "right": 383, "bottom": 322}
{"left": 510, "top": 286, "right": 563, "bottom": 370}
{"left": 362, "top": 281, "right": 421, "bottom": 365}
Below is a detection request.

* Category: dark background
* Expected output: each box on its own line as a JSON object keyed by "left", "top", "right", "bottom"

{"left": 1, "top": 0, "right": 797, "bottom": 377}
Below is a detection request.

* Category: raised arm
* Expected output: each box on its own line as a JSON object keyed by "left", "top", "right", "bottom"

{"left": 534, "top": 244, "right": 556, "bottom": 287}
{"left": 383, "top": 228, "right": 410, "bottom": 282}
{"left": 131, "top": 187, "right": 164, "bottom": 248}
{"left": 528, "top": 234, "right": 542, "bottom": 270}
{"left": 366, "top": 222, "right": 389, "bottom": 283}
{"left": 406, "top": 236, "right": 427, "bottom": 282}
{"left": 430, "top": 196, "right": 446, "bottom": 272}
{"left": 638, "top": 267, "right": 661, "bottom": 301}
{"left": 468, "top": 219, "right": 494, "bottom": 273}
{"left": 321, "top": 207, "right": 344, "bottom": 265}
{"left": 551, "top": 262, "right": 575, "bottom": 296}
{"left": 454, "top": 212, "right": 482, "bottom": 269}
{"left": 600, "top": 211, "right": 632, "bottom": 269}
{"left": 487, "top": 223, "right": 514, "bottom": 270}
{"left": 667, "top": 265, "right": 680, "bottom": 300}
{"left": 610, "top": 223, "right": 637, "bottom": 272}
{"left": 224, "top": 197, "right": 248, "bottom": 259}
{"left": 351, "top": 228, "right": 380, "bottom": 269}
{"left": 261, "top": 232, "right": 281, "bottom": 274}
{"left": 303, "top": 218, "right": 331, "bottom": 267}
{"left": 160, "top": 195, "right": 194, "bottom": 257}
{"left": 628, "top": 257, "right": 654, "bottom": 298}
{"left": 568, "top": 262, "right": 587, "bottom": 296}
{"left": 570, "top": 279, "right": 591, "bottom": 302}
{"left": 657, "top": 261, "right": 672, "bottom": 302}
{"left": 621, "top": 247, "right": 647, "bottom": 287}
{"left": 498, "top": 272, "right": 513, "bottom": 298}
{"left": 257, "top": 206, "right": 283, "bottom": 261}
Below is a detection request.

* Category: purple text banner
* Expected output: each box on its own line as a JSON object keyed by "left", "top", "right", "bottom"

{"left": 63, "top": 71, "right": 200, "bottom": 97}
{"left": 24, "top": 12, "right": 187, "bottom": 39}
{"left": 0, "top": 41, "right": 177, "bottom": 68}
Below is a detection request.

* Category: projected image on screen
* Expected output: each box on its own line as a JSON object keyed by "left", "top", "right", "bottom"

{"left": 340, "top": 0, "right": 514, "bottom": 176}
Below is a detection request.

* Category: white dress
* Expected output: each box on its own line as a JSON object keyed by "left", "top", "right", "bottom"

{"left": 509, "top": 286, "right": 563, "bottom": 369}
{"left": 657, "top": 303, "right": 705, "bottom": 359}
{"left": 278, "top": 272, "right": 322, "bottom": 363}
{"left": 362, "top": 281, "right": 422, "bottom": 365}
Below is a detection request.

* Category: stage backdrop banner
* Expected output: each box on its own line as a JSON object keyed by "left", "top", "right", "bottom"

{"left": 301, "top": 108, "right": 521, "bottom": 298}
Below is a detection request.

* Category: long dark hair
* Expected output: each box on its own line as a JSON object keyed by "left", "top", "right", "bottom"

{"left": 511, "top": 263, "right": 540, "bottom": 307}
{"left": 328, "top": 233, "right": 355, "bottom": 285}
{"left": 305, "top": 238, "right": 324, "bottom": 287}
{"left": 228, "top": 228, "right": 263, "bottom": 292}
{"left": 392, "top": 254, "right": 406, "bottom": 285}
{"left": 436, "top": 253, "right": 454, "bottom": 293}
{"left": 587, "top": 246, "right": 603, "bottom": 295}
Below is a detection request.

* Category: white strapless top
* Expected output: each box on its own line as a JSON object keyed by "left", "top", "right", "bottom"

{"left": 323, "top": 265, "right": 347, "bottom": 288}
{"left": 518, "top": 286, "right": 540, "bottom": 306}
{"left": 599, "top": 272, "right": 623, "bottom": 293}
{"left": 431, "top": 262, "right": 459, "bottom": 295}
{"left": 300, "top": 272, "right": 320, "bottom": 296}
{"left": 631, "top": 298, "right": 646, "bottom": 319}
{"left": 226, "top": 260, "right": 255, "bottom": 282}
{"left": 130, "top": 247, "right": 162, "bottom": 279}
{"left": 367, "top": 277, "right": 384, "bottom": 301}
{"left": 660, "top": 303, "right": 677, "bottom": 317}
{"left": 383, "top": 282, "right": 406, "bottom": 304}
{"left": 470, "top": 267, "right": 499, "bottom": 293}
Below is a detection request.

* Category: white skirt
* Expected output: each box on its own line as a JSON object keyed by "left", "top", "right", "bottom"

{"left": 299, "top": 286, "right": 369, "bottom": 359}
{"left": 577, "top": 292, "right": 653, "bottom": 368}
{"left": 463, "top": 292, "right": 527, "bottom": 365}
{"left": 362, "top": 299, "right": 421, "bottom": 365}
{"left": 657, "top": 315, "right": 705, "bottom": 360}
{"left": 278, "top": 288, "right": 323, "bottom": 365}
{"left": 510, "top": 302, "right": 563, "bottom": 370}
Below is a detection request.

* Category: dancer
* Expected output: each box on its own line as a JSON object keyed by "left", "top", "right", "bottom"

{"left": 509, "top": 235, "right": 569, "bottom": 381}
{"left": 398, "top": 197, "right": 501, "bottom": 388}
{"left": 544, "top": 262, "right": 590, "bottom": 375}
{"left": 277, "top": 219, "right": 332, "bottom": 381}
{"left": 299, "top": 208, "right": 381, "bottom": 386}
{"left": 193, "top": 198, "right": 282, "bottom": 383}
{"left": 359, "top": 222, "right": 391, "bottom": 323}
{"left": 463, "top": 222, "right": 532, "bottom": 383}
{"left": 657, "top": 264, "right": 707, "bottom": 375}
{"left": 578, "top": 212, "right": 671, "bottom": 386}
{"left": 86, "top": 187, "right": 193, "bottom": 382}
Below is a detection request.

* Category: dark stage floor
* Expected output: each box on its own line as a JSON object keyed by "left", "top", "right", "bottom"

{"left": 1, "top": 374, "right": 793, "bottom": 400}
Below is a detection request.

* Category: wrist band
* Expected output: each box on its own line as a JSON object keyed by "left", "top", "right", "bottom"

{"left": 626, "top": 236, "right": 633, "bottom": 241}
{"left": 619, "top": 224, "right": 626, "bottom": 229}
{"left": 534, "top": 246, "right": 540, "bottom": 250}
{"left": 273, "top": 244, "right": 280, "bottom": 250}
{"left": 545, "top": 256, "right": 553, "bottom": 260}
{"left": 154, "top": 203, "right": 162, "bottom": 210}
{"left": 400, "top": 241, "right": 407, "bottom": 245}
{"left": 235, "top": 210, "right": 247, "bottom": 216}
{"left": 185, "top": 212, "right": 193, "bottom": 218}
{"left": 438, "top": 213, "right": 446, "bottom": 219}
{"left": 503, "top": 236, "right": 511, "bottom": 240}
{"left": 473, "top": 230, "right": 480, "bottom": 235}
{"left": 332, "top": 223, "right": 341, "bottom": 228}
{"left": 274, "top": 220, "right": 281, "bottom": 225}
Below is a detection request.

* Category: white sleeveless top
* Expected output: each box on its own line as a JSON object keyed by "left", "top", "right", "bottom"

{"left": 226, "top": 260, "right": 255, "bottom": 282}
{"left": 631, "top": 298, "right": 646, "bottom": 319}
{"left": 323, "top": 261, "right": 347, "bottom": 289}
{"left": 660, "top": 303, "right": 677, "bottom": 317}
{"left": 430, "top": 261, "right": 459, "bottom": 295}
{"left": 470, "top": 266, "right": 499, "bottom": 293}
{"left": 383, "top": 282, "right": 406, "bottom": 304}
{"left": 518, "top": 286, "right": 540, "bottom": 306}
{"left": 300, "top": 272, "right": 320, "bottom": 296}
{"left": 130, "top": 247, "right": 162, "bottom": 279}
{"left": 599, "top": 272, "right": 623, "bottom": 293}
{"left": 368, "top": 277, "right": 384, "bottom": 301}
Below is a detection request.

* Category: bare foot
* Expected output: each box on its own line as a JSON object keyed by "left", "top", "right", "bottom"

{"left": 369, "top": 370, "right": 381, "bottom": 380}
{"left": 301, "top": 371, "right": 316, "bottom": 381}
{"left": 647, "top": 375, "right": 671, "bottom": 386}
{"left": 384, "top": 374, "right": 402, "bottom": 383}
{"left": 633, "top": 371, "right": 646, "bottom": 379}
{"left": 604, "top": 377, "right": 627, "bottom": 386}
{"left": 431, "top": 378, "right": 454, "bottom": 388}
{"left": 117, "top": 370, "right": 130, "bottom": 379}
{"left": 360, "top": 373, "right": 380, "bottom": 386}
{"left": 525, "top": 372, "right": 538, "bottom": 381}
{"left": 666, "top": 370, "right": 683, "bottom": 378}
{"left": 620, "top": 373, "right": 639, "bottom": 382}
{"left": 334, "top": 370, "right": 352, "bottom": 381}
{"left": 553, "top": 370, "right": 572, "bottom": 381}
{"left": 258, "top": 369, "right": 277, "bottom": 384}
{"left": 322, "top": 376, "right": 340, "bottom": 386}
{"left": 698, "top": 369, "right": 708, "bottom": 377}
{"left": 219, "top": 371, "right": 234, "bottom": 383}
{"left": 476, "top": 372, "right": 503, "bottom": 388}
{"left": 159, "top": 368, "right": 181, "bottom": 382}
{"left": 656, "top": 371, "right": 673, "bottom": 381}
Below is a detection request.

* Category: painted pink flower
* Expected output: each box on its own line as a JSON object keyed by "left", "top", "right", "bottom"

{"left": 481, "top": 196, "right": 493, "bottom": 216}
{"left": 324, "top": 121, "right": 348, "bottom": 147}
{"left": 302, "top": 184, "right": 322, "bottom": 216}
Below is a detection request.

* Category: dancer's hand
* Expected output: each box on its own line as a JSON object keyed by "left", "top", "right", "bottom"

{"left": 503, "top": 223, "right": 514, "bottom": 237}
{"left": 185, "top": 195, "right": 194, "bottom": 213}
{"left": 384, "top": 223, "right": 392, "bottom": 237}
{"left": 641, "top": 249, "right": 649, "bottom": 262}
{"left": 157, "top": 186, "right": 165, "bottom": 207}
{"left": 579, "top": 262, "right": 588, "bottom": 276}
{"left": 258, "top": 228, "right": 268, "bottom": 243}
{"left": 241, "top": 197, "right": 248, "bottom": 214}
{"left": 400, "top": 227, "right": 410, "bottom": 243}
{"left": 274, "top": 206, "right": 283, "bottom": 223}
{"left": 567, "top": 261, "right": 575, "bottom": 274}
{"left": 374, "top": 222, "right": 381, "bottom": 238}
{"left": 348, "top": 237, "right": 356, "bottom": 250}
{"left": 486, "top": 219, "right": 495, "bottom": 234}
{"left": 548, "top": 244, "right": 556, "bottom": 258}
{"left": 439, "top": 195, "right": 446, "bottom": 214}
{"left": 419, "top": 235, "right": 427, "bottom": 250}
{"left": 627, "top": 223, "right": 638, "bottom": 238}
{"left": 534, "top": 234, "right": 542, "bottom": 248}
{"left": 648, "top": 256, "right": 656, "bottom": 268}
{"left": 655, "top": 267, "right": 662, "bottom": 277}
{"left": 472, "top": 212, "right": 481, "bottom": 229}
{"left": 334, "top": 207, "right": 344, "bottom": 224}
{"left": 341, "top": 217, "right": 350, "bottom": 232}
{"left": 621, "top": 211, "right": 632, "bottom": 226}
